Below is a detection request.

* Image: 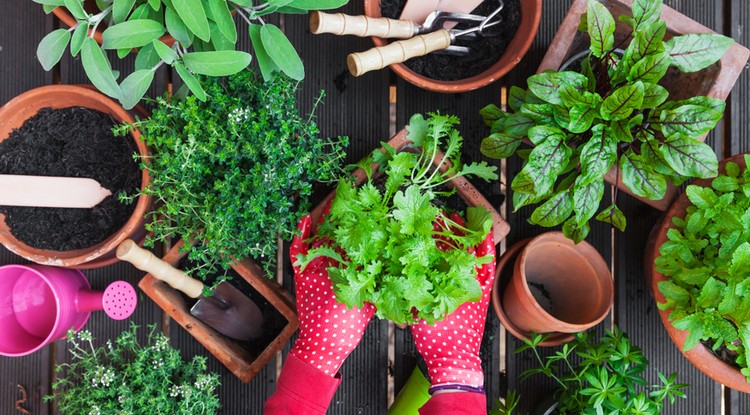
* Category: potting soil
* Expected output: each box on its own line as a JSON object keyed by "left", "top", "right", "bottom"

{"left": 380, "top": 0, "right": 521, "bottom": 81}
{"left": 0, "top": 107, "right": 140, "bottom": 251}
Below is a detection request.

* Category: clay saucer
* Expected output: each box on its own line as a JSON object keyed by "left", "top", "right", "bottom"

{"left": 491, "top": 238, "right": 574, "bottom": 347}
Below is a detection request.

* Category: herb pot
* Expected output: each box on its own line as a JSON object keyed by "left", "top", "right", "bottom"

{"left": 0, "top": 264, "right": 136, "bottom": 357}
{"left": 538, "top": 0, "right": 749, "bottom": 210}
{"left": 386, "top": 364, "right": 431, "bottom": 415}
{"left": 497, "top": 232, "right": 613, "bottom": 340}
{"left": 362, "top": 0, "right": 542, "bottom": 93}
{"left": 649, "top": 153, "right": 750, "bottom": 393}
{"left": 137, "top": 239, "right": 299, "bottom": 383}
{"left": 0, "top": 85, "right": 152, "bottom": 269}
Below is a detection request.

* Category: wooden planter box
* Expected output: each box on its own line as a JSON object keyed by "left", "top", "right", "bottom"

{"left": 538, "top": 0, "right": 750, "bottom": 211}
{"left": 310, "top": 128, "right": 510, "bottom": 245}
{"left": 138, "top": 240, "right": 298, "bottom": 383}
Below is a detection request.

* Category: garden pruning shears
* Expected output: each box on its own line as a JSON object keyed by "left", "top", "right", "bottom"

{"left": 310, "top": 2, "right": 504, "bottom": 77}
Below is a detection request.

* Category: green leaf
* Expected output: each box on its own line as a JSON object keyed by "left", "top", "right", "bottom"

{"left": 64, "top": 0, "right": 87, "bottom": 20}
{"left": 628, "top": 52, "right": 670, "bottom": 84}
{"left": 512, "top": 136, "right": 572, "bottom": 196}
{"left": 285, "top": 0, "right": 348, "bottom": 10}
{"left": 393, "top": 186, "right": 440, "bottom": 236}
{"left": 568, "top": 106, "right": 598, "bottom": 133}
{"left": 595, "top": 204, "right": 626, "bottom": 231}
{"left": 563, "top": 217, "right": 590, "bottom": 243}
{"left": 659, "top": 136, "right": 718, "bottom": 179}
{"left": 102, "top": 19, "right": 165, "bottom": 49}
{"left": 621, "top": 151, "right": 667, "bottom": 200}
{"left": 531, "top": 190, "right": 573, "bottom": 227}
{"left": 248, "top": 24, "right": 279, "bottom": 81}
{"left": 730, "top": 242, "right": 750, "bottom": 277}
{"left": 666, "top": 33, "right": 734, "bottom": 72}
{"left": 260, "top": 24, "right": 304, "bottom": 81}
{"left": 37, "top": 28, "right": 70, "bottom": 71}
{"left": 579, "top": 125, "right": 617, "bottom": 184}
{"left": 148, "top": 0, "right": 161, "bottom": 10}
{"left": 527, "top": 125, "right": 565, "bottom": 146}
{"left": 165, "top": 6, "right": 193, "bottom": 46}
{"left": 659, "top": 280, "right": 691, "bottom": 305}
{"left": 480, "top": 104, "right": 506, "bottom": 127}
{"left": 182, "top": 51, "right": 252, "bottom": 76}
{"left": 466, "top": 206, "right": 493, "bottom": 237}
{"left": 573, "top": 176, "right": 605, "bottom": 226}
{"left": 503, "top": 113, "right": 535, "bottom": 137}
{"left": 113, "top": 0, "right": 136, "bottom": 24}
{"left": 657, "top": 104, "right": 723, "bottom": 139}
{"left": 601, "top": 81, "right": 644, "bottom": 120}
{"left": 209, "top": 0, "right": 237, "bottom": 43}
{"left": 508, "top": 86, "right": 526, "bottom": 112}
{"left": 81, "top": 38, "right": 122, "bottom": 100}
{"left": 527, "top": 71, "right": 588, "bottom": 105}
{"left": 135, "top": 41, "right": 160, "bottom": 70}
{"left": 70, "top": 23, "right": 88, "bottom": 57}
{"left": 481, "top": 133, "right": 523, "bottom": 159}
{"left": 587, "top": 0, "right": 616, "bottom": 58}
{"left": 119, "top": 69, "right": 155, "bottom": 110}
{"left": 172, "top": 0, "right": 210, "bottom": 42}
{"left": 520, "top": 103, "right": 555, "bottom": 126}
{"left": 641, "top": 83, "right": 669, "bottom": 109}
{"left": 152, "top": 40, "right": 178, "bottom": 64}
{"left": 631, "top": 0, "right": 661, "bottom": 29}
{"left": 174, "top": 62, "right": 206, "bottom": 100}
{"left": 559, "top": 84, "right": 601, "bottom": 108}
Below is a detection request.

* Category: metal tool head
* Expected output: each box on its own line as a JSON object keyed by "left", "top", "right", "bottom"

{"left": 455, "top": 1, "right": 505, "bottom": 39}
{"left": 190, "top": 281, "right": 265, "bottom": 341}
{"left": 422, "top": 11, "right": 487, "bottom": 32}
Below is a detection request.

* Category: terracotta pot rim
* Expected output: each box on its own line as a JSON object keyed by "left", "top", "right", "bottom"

{"left": 363, "top": 0, "right": 543, "bottom": 93}
{"left": 0, "top": 84, "right": 152, "bottom": 267}
{"left": 650, "top": 153, "right": 750, "bottom": 393}
{"left": 491, "top": 238, "right": 574, "bottom": 347}
{"left": 52, "top": 6, "right": 176, "bottom": 46}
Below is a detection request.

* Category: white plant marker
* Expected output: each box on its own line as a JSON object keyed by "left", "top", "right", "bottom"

{"left": 0, "top": 175, "right": 112, "bottom": 208}
{"left": 400, "top": 0, "right": 485, "bottom": 27}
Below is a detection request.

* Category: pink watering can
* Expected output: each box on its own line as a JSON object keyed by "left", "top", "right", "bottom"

{"left": 0, "top": 264, "right": 137, "bottom": 357}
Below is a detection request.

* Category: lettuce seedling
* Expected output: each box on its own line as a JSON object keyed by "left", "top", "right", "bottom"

{"left": 297, "top": 113, "right": 498, "bottom": 325}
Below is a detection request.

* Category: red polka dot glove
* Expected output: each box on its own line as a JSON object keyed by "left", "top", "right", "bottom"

{"left": 411, "top": 213, "right": 496, "bottom": 393}
{"left": 289, "top": 215, "right": 376, "bottom": 377}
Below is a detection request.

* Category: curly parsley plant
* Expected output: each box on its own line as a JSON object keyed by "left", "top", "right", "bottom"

{"left": 120, "top": 68, "right": 347, "bottom": 281}
{"left": 45, "top": 325, "right": 221, "bottom": 415}
{"left": 480, "top": 0, "right": 733, "bottom": 243}
{"left": 656, "top": 154, "right": 750, "bottom": 382}
{"left": 297, "top": 113, "right": 498, "bottom": 325}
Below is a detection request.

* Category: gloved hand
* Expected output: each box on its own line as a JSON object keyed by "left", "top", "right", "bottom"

{"left": 289, "top": 214, "right": 376, "bottom": 377}
{"left": 411, "top": 213, "right": 496, "bottom": 393}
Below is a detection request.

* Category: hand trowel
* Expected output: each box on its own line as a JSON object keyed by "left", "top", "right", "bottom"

{"left": 117, "top": 239, "right": 264, "bottom": 341}
{"left": 0, "top": 174, "right": 111, "bottom": 208}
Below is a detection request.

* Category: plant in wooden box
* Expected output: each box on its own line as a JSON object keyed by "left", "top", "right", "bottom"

{"left": 652, "top": 153, "right": 750, "bottom": 392}
{"left": 298, "top": 113, "right": 508, "bottom": 325}
{"left": 45, "top": 324, "right": 221, "bottom": 415}
{"left": 479, "top": 0, "right": 743, "bottom": 242}
{"left": 34, "top": 0, "right": 349, "bottom": 108}
{"left": 491, "top": 327, "right": 688, "bottom": 415}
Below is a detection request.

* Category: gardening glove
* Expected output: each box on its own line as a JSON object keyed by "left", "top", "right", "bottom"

{"left": 411, "top": 213, "right": 496, "bottom": 394}
{"left": 288, "top": 213, "right": 376, "bottom": 377}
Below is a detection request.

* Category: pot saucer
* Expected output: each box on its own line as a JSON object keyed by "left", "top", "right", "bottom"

{"left": 491, "top": 238, "right": 574, "bottom": 347}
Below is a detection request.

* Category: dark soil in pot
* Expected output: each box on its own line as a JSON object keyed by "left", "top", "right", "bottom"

{"left": 702, "top": 339, "right": 741, "bottom": 370}
{"left": 179, "top": 258, "right": 287, "bottom": 357}
{"left": 0, "top": 107, "right": 140, "bottom": 251}
{"left": 380, "top": 0, "right": 521, "bottom": 81}
{"left": 528, "top": 281, "right": 555, "bottom": 315}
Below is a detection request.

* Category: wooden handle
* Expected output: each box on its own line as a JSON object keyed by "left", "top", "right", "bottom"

{"left": 347, "top": 30, "right": 452, "bottom": 77}
{"left": 117, "top": 239, "right": 204, "bottom": 299}
{"left": 310, "top": 11, "right": 417, "bottom": 39}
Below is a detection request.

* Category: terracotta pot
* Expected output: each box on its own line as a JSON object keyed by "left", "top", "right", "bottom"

{"left": 499, "top": 232, "right": 613, "bottom": 338}
{"left": 538, "top": 0, "right": 749, "bottom": 211}
{"left": 310, "top": 128, "right": 510, "bottom": 244}
{"left": 362, "top": 0, "right": 542, "bottom": 93}
{"left": 649, "top": 153, "right": 750, "bottom": 393}
{"left": 52, "top": 0, "right": 176, "bottom": 46}
{"left": 0, "top": 85, "right": 152, "bottom": 269}
{"left": 138, "top": 239, "right": 299, "bottom": 383}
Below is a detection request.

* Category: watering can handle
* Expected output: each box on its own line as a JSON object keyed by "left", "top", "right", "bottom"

{"left": 310, "top": 11, "right": 418, "bottom": 39}
{"left": 116, "top": 240, "right": 204, "bottom": 299}
{"left": 347, "top": 30, "right": 452, "bottom": 77}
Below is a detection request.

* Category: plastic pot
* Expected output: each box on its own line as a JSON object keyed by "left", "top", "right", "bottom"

{"left": 386, "top": 364, "right": 431, "bottom": 415}
{"left": 0, "top": 85, "right": 152, "bottom": 269}
{"left": 649, "top": 153, "right": 750, "bottom": 393}
{"left": 0, "top": 264, "right": 136, "bottom": 356}
{"left": 497, "top": 232, "right": 613, "bottom": 341}
{"left": 362, "top": 0, "right": 542, "bottom": 93}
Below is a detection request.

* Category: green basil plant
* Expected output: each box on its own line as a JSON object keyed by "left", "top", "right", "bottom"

{"left": 34, "top": 0, "right": 347, "bottom": 109}
{"left": 480, "top": 0, "right": 734, "bottom": 243}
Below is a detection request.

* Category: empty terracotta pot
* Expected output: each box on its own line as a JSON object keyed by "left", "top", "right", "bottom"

{"left": 502, "top": 232, "right": 613, "bottom": 335}
{"left": 362, "top": 0, "right": 542, "bottom": 93}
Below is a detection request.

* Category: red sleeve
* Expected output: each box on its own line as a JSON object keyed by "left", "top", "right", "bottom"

{"left": 419, "top": 392, "right": 488, "bottom": 415}
{"left": 264, "top": 354, "right": 341, "bottom": 414}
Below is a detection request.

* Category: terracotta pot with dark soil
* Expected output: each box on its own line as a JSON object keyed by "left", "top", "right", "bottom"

{"left": 492, "top": 232, "right": 613, "bottom": 346}
{"left": 363, "top": 0, "right": 542, "bottom": 93}
{"left": 539, "top": 0, "right": 749, "bottom": 211}
{"left": 137, "top": 239, "right": 299, "bottom": 383}
{"left": 0, "top": 85, "right": 151, "bottom": 269}
{"left": 649, "top": 154, "right": 750, "bottom": 393}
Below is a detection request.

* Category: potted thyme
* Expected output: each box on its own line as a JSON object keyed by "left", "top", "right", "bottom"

{"left": 479, "top": 0, "right": 744, "bottom": 243}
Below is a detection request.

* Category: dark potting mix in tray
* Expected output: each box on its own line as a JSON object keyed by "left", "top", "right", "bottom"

{"left": 380, "top": 0, "right": 521, "bottom": 81}
{"left": 0, "top": 107, "right": 140, "bottom": 251}
{"left": 179, "top": 258, "right": 288, "bottom": 357}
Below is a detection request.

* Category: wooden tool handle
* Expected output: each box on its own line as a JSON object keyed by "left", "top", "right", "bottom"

{"left": 117, "top": 239, "right": 204, "bottom": 299}
{"left": 310, "top": 11, "right": 417, "bottom": 39}
{"left": 347, "top": 30, "right": 452, "bottom": 77}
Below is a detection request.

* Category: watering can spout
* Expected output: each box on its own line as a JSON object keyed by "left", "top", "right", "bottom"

{"left": 76, "top": 281, "right": 137, "bottom": 320}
